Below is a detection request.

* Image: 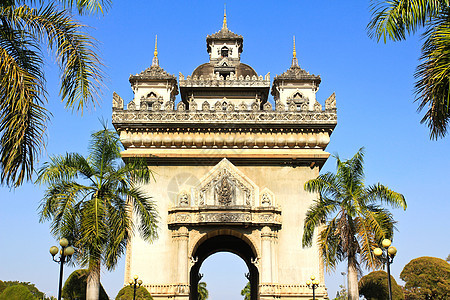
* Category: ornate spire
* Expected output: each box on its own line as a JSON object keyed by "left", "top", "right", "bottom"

{"left": 222, "top": 5, "right": 227, "bottom": 30}
{"left": 292, "top": 35, "right": 298, "bottom": 67}
{"left": 152, "top": 35, "right": 159, "bottom": 67}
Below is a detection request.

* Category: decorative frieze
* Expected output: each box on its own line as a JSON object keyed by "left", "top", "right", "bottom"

{"left": 167, "top": 209, "right": 281, "bottom": 227}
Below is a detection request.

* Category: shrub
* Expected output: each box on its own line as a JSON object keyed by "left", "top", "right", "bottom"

{"left": 116, "top": 286, "right": 153, "bottom": 300}
{"left": 359, "top": 270, "right": 404, "bottom": 300}
{"left": 0, "top": 285, "right": 37, "bottom": 300}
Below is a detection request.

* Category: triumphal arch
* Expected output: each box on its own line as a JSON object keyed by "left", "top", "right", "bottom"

{"left": 112, "top": 15, "right": 337, "bottom": 300}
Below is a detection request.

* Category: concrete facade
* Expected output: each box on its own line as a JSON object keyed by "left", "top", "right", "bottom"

{"left": 112, "top": 14, "right": 336, "bottom": 300}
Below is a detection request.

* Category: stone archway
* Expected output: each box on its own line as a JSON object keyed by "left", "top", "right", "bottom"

{"left": 189, "top": 234, "right": 259, "bottom": 300}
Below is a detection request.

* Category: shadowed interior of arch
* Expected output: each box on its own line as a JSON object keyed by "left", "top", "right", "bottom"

{"left": 189, "top": 234, "right": 259, "bottom": 300}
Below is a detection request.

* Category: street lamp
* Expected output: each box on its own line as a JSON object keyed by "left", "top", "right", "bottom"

{"left": 49, "top": 238, "right": 75, "bottom": 300}
{"left": 129, "top": 275, "right": 143, "bottom": 300}
{"left": 306, "top": 275, "right": 319, "bottom": 300}
{"left": 374, "top": 238, "right": 397, "bottom": 300}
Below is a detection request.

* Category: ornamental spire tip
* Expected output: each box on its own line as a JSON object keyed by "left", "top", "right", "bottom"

{"left": 223, "top": 5, "right": 227, "bottom": 30}
{"left": 152, "top": 35, "right": 159, "bottom": 67}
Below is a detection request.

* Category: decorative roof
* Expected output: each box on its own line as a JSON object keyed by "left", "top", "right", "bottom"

{"left": 129, "top": 35, "right": 177, "bottom": 83}
{"left": 206, "top": 9, "right": 243, "bottom": 42}
{"left": 129, "top": 65, "right": 177, "bottom": 83}
{"left": 274, "top": 65, "right": 321, "bottom": 82}
{"left": 274, "top": 37, "right": 321, "bottom": 83}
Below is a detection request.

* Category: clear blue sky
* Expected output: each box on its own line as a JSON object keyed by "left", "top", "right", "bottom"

{"left": 1, "top": 1, "right": 449, "bottom": 299}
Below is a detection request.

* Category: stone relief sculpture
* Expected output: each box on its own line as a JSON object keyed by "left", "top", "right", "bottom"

{"left": 202, "top": 101, "right": 210, "bottom": 111}
{"left": 261, "top": 193, "right": 272, "bottom": 206}
{"left": 325, "top": 92, "right": 336, "bottom": 111}
{"left": 127, "top": 100, "right": 136, "bottom": 110}
{"left": 215, "top": 176, "right": 234, "bottom": 206}
{"left": 178, "top": 192, "right": 190, "bottom": 206}
{"left": 314, "top": 100, "right": 322, "bottom": 112}
{"left": 112, "top": 92, "right": 124, "bottom": 110}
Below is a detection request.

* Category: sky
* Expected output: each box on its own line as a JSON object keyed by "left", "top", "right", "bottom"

{"left": 1, "top": 0, "right": 449, "bottom": 299}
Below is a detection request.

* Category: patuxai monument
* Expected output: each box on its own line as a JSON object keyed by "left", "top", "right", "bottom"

{"left": 112, "top": 12, "right": 337, "bottom": 300}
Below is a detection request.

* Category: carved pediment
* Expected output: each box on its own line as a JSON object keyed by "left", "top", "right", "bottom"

{"left": 193, "top": 159, "right": 258, "bottom": 207}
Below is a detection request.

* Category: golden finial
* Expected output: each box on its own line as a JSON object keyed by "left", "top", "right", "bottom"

{"left": 292, "top": 35, "right": 299, "bottom": 67}
{"left": 293, "top": 35, "right": 297, "bottom": 59}
{"left": 152, "top": 35, "right": 159, "bottom": 67}
{"left": 154, "top": 35, "right": 158, "bottom": 57}
{"left": 223, "top": 5, "right": 227, "bottom": 30}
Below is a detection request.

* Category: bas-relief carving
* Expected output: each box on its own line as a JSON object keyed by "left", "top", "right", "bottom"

{"left": 325, "top": 92, "right": 336, "bottom": 111}
{"left": 194, "top": 159, "right": 257, "bottom": 207}
{"left": 112, "top": 92, "right": 124, "bottom": 110}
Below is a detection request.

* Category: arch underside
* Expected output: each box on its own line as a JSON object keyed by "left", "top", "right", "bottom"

{"left": 189, "top": 234, "right": 259, "bottom": 300}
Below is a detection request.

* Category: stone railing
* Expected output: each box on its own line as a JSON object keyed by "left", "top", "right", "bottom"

{"left": 178, "top": 72, "right": 270, "bottom": 87}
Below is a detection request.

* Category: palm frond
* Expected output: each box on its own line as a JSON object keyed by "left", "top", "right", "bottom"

{"left": 0, "top": 22, "right": 48, "bottom": 187}
{"left": 367, "top": 0, "right": 447, "bottom": 42}
{"left": 415, "top": 6, "right": 450, "bottom": 139}
{"left": 367, "top": 183, "right": 407, "bottom": 209}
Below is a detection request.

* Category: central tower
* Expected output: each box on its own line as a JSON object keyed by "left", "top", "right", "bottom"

{"left": 112, "top": 14, "right": 337, "bottom": 300}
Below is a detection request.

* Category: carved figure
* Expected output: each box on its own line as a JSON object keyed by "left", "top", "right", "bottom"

{"left": 261, "top": 193, "right": 271, "bottom": 205}
{"left": 179, "top": 192, "right": 189, "bottom": 206}
{"left": 215, "top": 176, "right": 233, "bottom": 206}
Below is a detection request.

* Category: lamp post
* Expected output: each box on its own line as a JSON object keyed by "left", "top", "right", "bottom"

{"left": 306, "top": 275, "right": 319, "bottom": 300}
{"left": 49, "top": 238, "right": 75, "bottom": 300}
{"left": 129, "top": 275, "right": 143, "bottom": 300}
{"left": 374, "top": 238, "right": 397, "bottom": 300}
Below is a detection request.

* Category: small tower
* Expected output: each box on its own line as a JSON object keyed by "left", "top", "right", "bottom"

{"left": 179, "top": 12, "right": 270, "bottom": 109}
{"left": 127, "top": 36, "right": 178, "bottom": 110}
{"left": 271, "top": 36, "right": 321, "bottom": 111}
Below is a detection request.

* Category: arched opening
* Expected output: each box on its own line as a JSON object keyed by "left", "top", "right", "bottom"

{"left": 189, "top": 234, "right": 259, "bottom": 300}
{"left": 200, "top": 252, "right": 248, "bottom": 299}
{"left": 221, "top": 46, "right": 229, "bottom": 57}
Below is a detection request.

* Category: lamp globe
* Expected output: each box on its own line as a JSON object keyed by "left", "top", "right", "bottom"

{"left": 59, "top": 238, "right": 69, "bottom": 247}
{"left": 49, "top": 246, "right": 59, "bottom": 256}
{"left": 381, "top": 239, "right": 391, "bottom": 248}
{"left": 388, "top": 246, "right": 397, "bottom": 257}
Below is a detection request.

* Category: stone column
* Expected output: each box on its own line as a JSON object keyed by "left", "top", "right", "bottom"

{"left": 271, "top": 230, "right": 278, "bottom": 283}
{"left": 177, "top": 226, "right": 189, "bottom": 284}
{"left": 261, "top": 226, "right": 272, "bottom": 283}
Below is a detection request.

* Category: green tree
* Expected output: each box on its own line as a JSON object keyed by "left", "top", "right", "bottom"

{"left": 368, "top": 0, "right": 450, "bottom": 139}
{"left": 198, "top": 282, "right": 208, "bottom": 300}
{"left": 62, "top": 269, "right": 108, "bottom": 300}
{"left": 0, "top": 280, "right": 5, "bottom": 294}
{"left": 0, "top": 0, "right": 109, "bottom": 187}
{"left": 333, "top": 285, "right": 348, "bottom": 300}
{"left": 0, "top": 285, "right": 36, "bottom": 300}
{"left": 400, "top": 256, "right": 450, "bottom": 299}
{"left": 1, "top": 281, "right": 46, "bottom": 299}
{"left": 359, "top": 270, "right": 404, "bottom": 300}
{"left": 37, "top": 125, "right": 159, "bottom": 300}
{"left": 115, "top": 286, "right": 153, "bottom": 300}
{"left": 240, "top": 281, "right": 250, "bottom": 300}
{"left": 302, "top": 148, "right": 407, "bottom": 300}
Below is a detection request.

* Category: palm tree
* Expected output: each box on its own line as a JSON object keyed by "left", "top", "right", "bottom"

{"left": 197, "top": 282, "right": 208, "bottom": 300}
{"left": 0, "top": 0, "right": 109, "bottom": 187}
{"left": 37, "top": 125, "right": 158, "bottom": 300}
{"left": 368, "top": 0, "right": 450, "bottom": 139}
{"left": 240, "top": 281, "right": 250, "bottom": 300}
{"left": 302, "top": 148, "right": 406, "bottom": 300}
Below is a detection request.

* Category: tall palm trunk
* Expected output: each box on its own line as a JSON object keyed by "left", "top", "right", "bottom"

{"left": 347, "top": 255, "right": 359, "bottom": 300}
{"left": 86, "top": 261, "right": 101, "bottom": 300}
